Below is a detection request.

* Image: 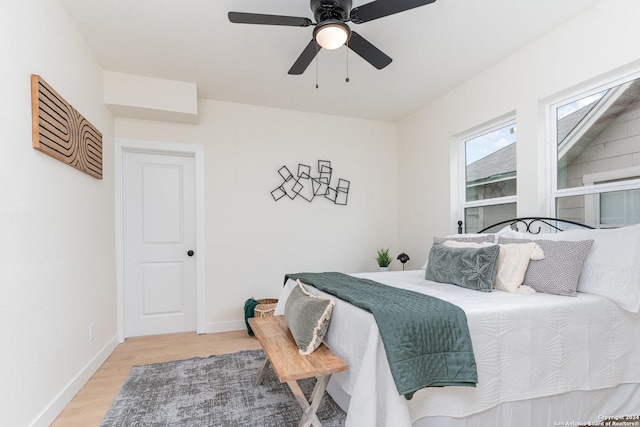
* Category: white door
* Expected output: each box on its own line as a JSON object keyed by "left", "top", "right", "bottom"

{"left": 123, "top": 150, "right": 197, "bottom": 337}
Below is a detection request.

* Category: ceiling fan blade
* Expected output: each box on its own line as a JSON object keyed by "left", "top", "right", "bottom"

{"left": 348, "top": 32, "right": 392, "bottom": 70}
{"left": 228, "top": 12, "right": 312, "bottom": 27}
{"left": 288, "top": 40, "right": 319, "bottom": 75}
{"left": 349, "top": 0, "right": 436, "bottom": 24}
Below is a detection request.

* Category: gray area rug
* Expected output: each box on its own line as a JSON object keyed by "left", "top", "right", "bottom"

{"left": 100, "top": 349, "right": 346, "bottom": 426}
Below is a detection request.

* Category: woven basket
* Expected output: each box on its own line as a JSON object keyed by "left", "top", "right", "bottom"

{"left": 254, "top": 298, "right": 278, "bottom": 317}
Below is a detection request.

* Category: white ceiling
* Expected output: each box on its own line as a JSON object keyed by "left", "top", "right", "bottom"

{"left": 60, "top": 0, "right": 601, "bottom": 122}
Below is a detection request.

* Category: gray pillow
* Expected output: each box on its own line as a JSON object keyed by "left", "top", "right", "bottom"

{"left": 433, "top": 234, "right": 495, "bottom": 244}
{"left": 498, "top": 237, "right": 594, "bottom": 296}
{"left": 284, "top": 280, "right": 335, "bottom": 355}
{"left": 425, "top": 244, "right": 500, "bottom": 292}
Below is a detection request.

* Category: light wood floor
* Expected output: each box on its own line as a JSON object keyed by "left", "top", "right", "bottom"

{"left": 51, "top": 330, "right": 262, "bottom": 427}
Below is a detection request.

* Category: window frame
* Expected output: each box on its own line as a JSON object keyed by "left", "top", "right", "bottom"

{"left": 549, "top": 70, "right": 640, "bottom": 227}
{"left": 459, "top": 117, "right": 517, "bottom": 232}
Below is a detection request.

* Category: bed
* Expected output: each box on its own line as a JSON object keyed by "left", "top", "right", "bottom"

{"left": 274, "top": 218, "right": 640, "bottom": 426}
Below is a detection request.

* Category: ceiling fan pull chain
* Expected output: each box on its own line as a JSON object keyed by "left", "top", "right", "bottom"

{"left": 345, "top": 40, "right": 350, "bottom": 83}
{"left": 315, "top": 43, "right": 319, "bottom": 89}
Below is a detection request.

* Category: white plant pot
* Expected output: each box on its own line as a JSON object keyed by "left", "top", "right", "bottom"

{"left": 379, "top": 267, "right": 389, "bottom": 272}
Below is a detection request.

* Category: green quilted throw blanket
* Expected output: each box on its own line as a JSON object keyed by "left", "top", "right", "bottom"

{"left": 285, "top": 272, "right": 477, "bottom": 399}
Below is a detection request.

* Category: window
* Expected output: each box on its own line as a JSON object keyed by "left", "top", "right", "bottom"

{"left": 552, "top": 74, "right": 640, "bottom": 228}
{"left": 461, "top": 121, "right": 517, "bottom": 233}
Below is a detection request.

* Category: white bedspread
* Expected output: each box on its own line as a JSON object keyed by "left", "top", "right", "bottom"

{"left": 274, "top": 270, "right": 640, "bottom": 426}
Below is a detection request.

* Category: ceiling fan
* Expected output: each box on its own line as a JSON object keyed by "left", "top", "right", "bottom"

{"left": 228, "top": 0, "right": 437, "bottom": 75}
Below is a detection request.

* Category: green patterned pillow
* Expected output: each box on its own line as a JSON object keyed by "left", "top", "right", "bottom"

{"left": 425, "top": 244, "right": 500, "bottom": 292}
{"left": 284, "top": 280, "right": 335, "bottom": 355}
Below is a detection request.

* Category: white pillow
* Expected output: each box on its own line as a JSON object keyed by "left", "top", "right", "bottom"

{"left": 443, "top": 240, "right": 543, "bottom": 293}
{"left": 442, "top": 241, "right": 494, "bottom": 249}
{"left": 441, "top": 233, "right": 496, "bottom": 243}
{"left": 498, "top": 223, "right": 640, "bottom": 312}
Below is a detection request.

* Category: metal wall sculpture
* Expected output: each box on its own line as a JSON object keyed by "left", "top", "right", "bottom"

{"left": 31, "top": 74, "right": 103, "bottom": 179}
{"left": 271, "top": 160, "right": 350, "bottom": 205}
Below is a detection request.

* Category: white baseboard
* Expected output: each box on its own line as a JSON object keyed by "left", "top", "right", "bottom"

{"left": 30, "top": 334, "right": 119, "bottom": 427}
{"left": 205, "top": 320, "right": 246, "bottom": 334}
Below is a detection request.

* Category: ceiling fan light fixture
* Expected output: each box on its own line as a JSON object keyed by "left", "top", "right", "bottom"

{"left": 313, "top": 20, "right": 350, "bottom": 50}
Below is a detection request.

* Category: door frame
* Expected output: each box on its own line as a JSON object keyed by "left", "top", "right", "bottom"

{"left": 115, "top": 138, "right": 206, "bottom": 342}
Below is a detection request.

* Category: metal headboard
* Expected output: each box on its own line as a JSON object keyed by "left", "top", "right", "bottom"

{"left": 457, "top": 217, "right": 595, "bottom": 234}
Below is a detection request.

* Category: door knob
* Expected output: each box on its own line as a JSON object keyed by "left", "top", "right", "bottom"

{"left": 187, "top": 250, "right": 194, "bottom": 257}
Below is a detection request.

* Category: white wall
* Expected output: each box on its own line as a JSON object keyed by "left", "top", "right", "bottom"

{"left": 397, "top": 0, "right": 640, "bottom": 268}
{"left": 115, "top": 99, "right": 398, "bottom": 329}
{"left": 0, "top": 1, "right": 116, "bottom": 426}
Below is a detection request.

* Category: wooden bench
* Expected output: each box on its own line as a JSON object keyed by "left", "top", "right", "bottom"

{"left": 248, "top": 315, "right": 348, "bottom": 427}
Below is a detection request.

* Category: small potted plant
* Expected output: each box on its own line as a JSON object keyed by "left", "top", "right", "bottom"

{"left": 376, "top": 248, "right": 392, "bottom": 271}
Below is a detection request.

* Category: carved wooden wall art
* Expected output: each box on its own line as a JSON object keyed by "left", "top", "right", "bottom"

{"left": 31, "top": 74, "right": 103, "bottom": 179}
